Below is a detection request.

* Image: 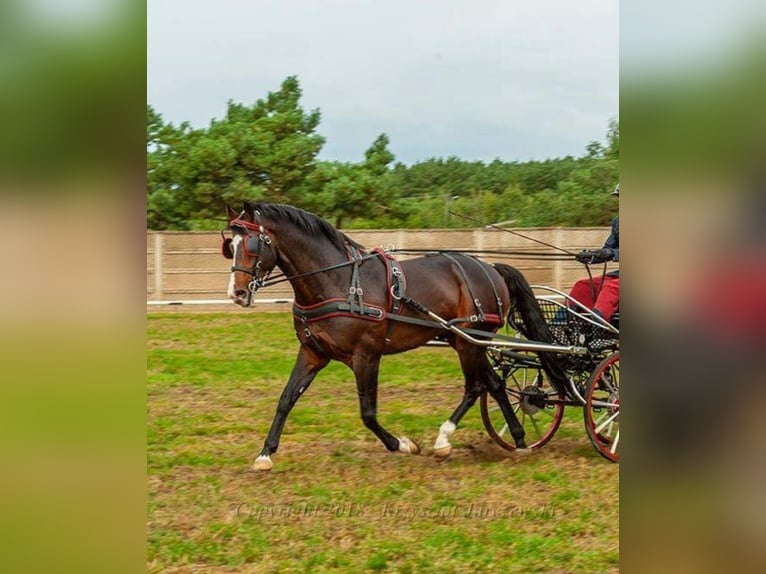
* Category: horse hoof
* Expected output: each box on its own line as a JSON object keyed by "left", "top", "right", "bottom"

{"left": 251, "top": 455, "right": 273, "bottom": 471}
{"left": 433, "top": 445, "right": 452, "bottom": 460}
{"left": 398, "top": 437, "right": 421, "bottom": 455}
{"left": 515, "top": 448, "right": 533, "bottom": 456}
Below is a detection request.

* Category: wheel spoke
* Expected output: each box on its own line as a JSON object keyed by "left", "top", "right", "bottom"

{"left": 482, "top": 367, "right": 564, "bottom": 452}
{"left": 582, "top": 351, "right": 619, "bottom": 462}
{"left": 610, "top": 430, "right": 620, "bottom": 454}
{"left": 593, "top": 409, "right": 610, "bottom": 429}
{"left": 595, "top": 410, "right": 619, "bottom": 435}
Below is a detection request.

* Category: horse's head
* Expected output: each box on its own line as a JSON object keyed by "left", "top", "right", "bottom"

{"left": 222, "top": 203, "right": 278, "bottom": 307}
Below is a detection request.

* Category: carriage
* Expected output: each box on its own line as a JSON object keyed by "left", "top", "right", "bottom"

{"left": 221, "top": 202, "right": 619, "bottom": 470}
{"left": 479, "top": 287, "right": 619, "bottom": 462}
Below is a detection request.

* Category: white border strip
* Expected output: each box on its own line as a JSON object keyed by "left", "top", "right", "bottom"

{"left": 147, "top": 298, "right": 293, "bottom": 306}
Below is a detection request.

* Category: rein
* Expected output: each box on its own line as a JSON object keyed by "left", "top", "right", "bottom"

{"left": 445, "top": 211, "right": 613, "bottom": 301}
{"left": 390, "top": 248, "right": 571, "bottom": 260}
{"left": 255, "top": 251, "right": 382, "bottom": 289}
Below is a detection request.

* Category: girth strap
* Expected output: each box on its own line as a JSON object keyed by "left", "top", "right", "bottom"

{"left": 440, "top": 252, "right": 485, "bottom": 322}
{"left": 347, "top": 245, "right": 366, "bottom": 312}
{"left": 476, "top": 258, "right": 504, "bottom": 321}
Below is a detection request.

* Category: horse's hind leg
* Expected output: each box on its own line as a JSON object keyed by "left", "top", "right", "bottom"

{"left": 484, "top": 364, "right": 528, "bottom": 449}
{"left": 253, "top": 346, "right": 329, "bottom": 471}
{"left": 353, "top": 353, "right": 421, "bottom": 455}
{"left": 433, "top": 374, "right": 485, "bottom": 459}
{"left": 433, "top": 345, "right": 526, "bottom": 459}
{"left": 433, "top": 345, "right": 486, "bottom": 459}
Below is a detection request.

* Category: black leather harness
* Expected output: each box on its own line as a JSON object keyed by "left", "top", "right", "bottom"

{"left": 291, "top": 249, "right": 504, "bottom": 355}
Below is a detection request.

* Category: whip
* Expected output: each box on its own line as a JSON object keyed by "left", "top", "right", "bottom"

{"left": 447, "top": 210, "right": 577, "bottom": 256}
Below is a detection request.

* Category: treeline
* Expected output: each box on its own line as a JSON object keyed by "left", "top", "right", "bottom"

{"left": 148, "top": 77, "right": 618, "bottom": 230}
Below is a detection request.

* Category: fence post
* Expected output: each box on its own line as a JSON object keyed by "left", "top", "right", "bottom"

{"left": 553, "top": 227, "right": 563, "bottom": 291}
{"left": 154, "top": 233, "right": 163, "bottom": 301}
{"left": 475, "top": 229, "right": 484, "bottom": 252}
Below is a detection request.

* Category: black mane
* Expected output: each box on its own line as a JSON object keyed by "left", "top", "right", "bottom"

{"left": 248, "top": 203, "right": 365, "bottom": 253}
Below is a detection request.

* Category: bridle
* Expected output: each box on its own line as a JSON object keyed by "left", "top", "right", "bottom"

{"left": 221, "top": 210, "right": 276, "bottom": 295}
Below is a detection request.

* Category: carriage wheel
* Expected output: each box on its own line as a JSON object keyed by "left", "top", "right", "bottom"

{"left": 583, "top": 351, "right": 620, "bottom": 462}
{"left": 480, "top": 366, "right": 565, "bottom": 451}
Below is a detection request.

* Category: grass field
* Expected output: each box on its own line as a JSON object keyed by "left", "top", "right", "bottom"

{"left": 148, "top": 312, "right": 619, "bottom": 573}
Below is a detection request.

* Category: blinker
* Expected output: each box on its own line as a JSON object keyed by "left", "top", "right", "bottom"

{"left": 221, "top": 234, "right": 263, "bottom": 259}
{"left": 221, "top": 237, "right": 234, "bottom": 259}
{"left": 244, "top": 235, "right": 262, "bottom": 257}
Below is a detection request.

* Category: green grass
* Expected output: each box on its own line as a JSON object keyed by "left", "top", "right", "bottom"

{"left": 148, "top": 312, "right": 618, "bottom": 573}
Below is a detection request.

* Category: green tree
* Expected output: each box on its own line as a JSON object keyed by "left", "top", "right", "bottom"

{"left": 147, "top": 77, "right": 324, "bottom": 229}
{"left": 148, "top": 86, "right": 618, "bottom": 230}
{"left": 306, "top": 134, "right": 397, "bottom": 228}
{"left": 605, "top": 117, "right": 619, "bottom": 159}
{"left": 147, "top": 106, "right": 196, "bottom": 229}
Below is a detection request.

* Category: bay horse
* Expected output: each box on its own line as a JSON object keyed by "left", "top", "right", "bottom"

{"left": 223, "top": 202, "right": 568, "bottom": 471}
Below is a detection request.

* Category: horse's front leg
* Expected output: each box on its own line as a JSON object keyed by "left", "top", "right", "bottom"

{"left": 252, "top": 345, "right": 329, "bottom": 471}
{"left": 353, "top": 353, "right": 421, "bottom": 455}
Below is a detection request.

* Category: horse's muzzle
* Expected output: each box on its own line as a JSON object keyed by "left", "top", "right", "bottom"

{"left": 232, "top": 289, "right": 251, "bottom": 307}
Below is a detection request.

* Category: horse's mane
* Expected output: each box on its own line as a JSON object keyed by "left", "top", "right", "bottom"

{"left": 249, "top": 203, "right": 365, "bottom": 253}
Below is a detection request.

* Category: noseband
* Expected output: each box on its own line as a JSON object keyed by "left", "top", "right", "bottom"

{"left": 222, "top": 210, "right": 275, "bottom": 294}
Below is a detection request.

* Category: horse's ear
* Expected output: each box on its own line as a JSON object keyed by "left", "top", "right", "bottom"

{"left": 225, "top": 204, "right": 239, "bottom": 222}
{"left": 242, "top": 202, "right": 255, "bottom": 220}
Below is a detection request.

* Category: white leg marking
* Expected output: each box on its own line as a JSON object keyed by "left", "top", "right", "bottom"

{"left": 397, "top": 436, "right": 421, "bottom": 454}
{"left": 433, "top": 420, "right": 456, "bottom": 450}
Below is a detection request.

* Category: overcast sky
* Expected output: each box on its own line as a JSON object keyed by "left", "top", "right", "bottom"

{"left": 148, "top": 0, "right": 618, "bottom": 165}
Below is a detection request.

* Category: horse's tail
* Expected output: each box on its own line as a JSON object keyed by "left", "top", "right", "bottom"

{"left": 493, "top": 263, "right": 571, "bottom": 397}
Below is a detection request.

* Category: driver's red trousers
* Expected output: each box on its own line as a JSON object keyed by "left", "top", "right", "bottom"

{"left": 568, "top": 275, "right": 620, "bottom": 322}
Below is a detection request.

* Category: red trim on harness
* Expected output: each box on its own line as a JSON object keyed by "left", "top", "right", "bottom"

{"left": 481, "top": 313, "right": 504, "bottom": 326}
{"left": 293, "top": 298, "right": 387, "bottom": 323}
{"left": 229, "top": 217, "right": 261, "bottom": 232}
